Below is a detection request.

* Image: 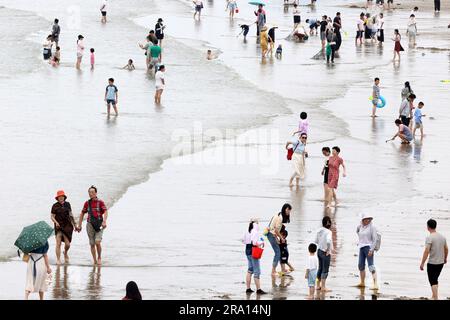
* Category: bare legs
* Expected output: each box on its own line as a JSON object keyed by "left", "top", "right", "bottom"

{"left": 55, "top": 235, "right": 71, "bottom": 265}
{"left": 90, "top": 242, "right": 102, "bottom": 265}
{"left": 155, "top": 89, "right": 163, "bottom": 105}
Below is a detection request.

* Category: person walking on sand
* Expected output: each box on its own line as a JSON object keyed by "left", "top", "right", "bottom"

{"left": 76, "top": 35, "right": 85, "bottom": 69}
{"left": 242, "top": 219, "right": 266, "bottom": 295}
{"left": 401, "top": 81, "right": 414, "bottom": 101}
{"left": 371, "top": 77, "right": 381, "bottom": 118}
{"left": 226, "top": 0, "right": 237, "bottom": 19}
{"left": 51, "top": 19, "right": 60, "bottom": 47}
{"left": 406, "top": 14, "right": 417, "bottom": 46}
{"left": 100, "top": 0, "right": 108, "bottom": 24}
{"left": 155, "top": 65, "right": 166, "bottom": 104}
{"left": 122, "top": 281, "right": 142, "bottom": 300}
{"left": 105, "top": 78, "right": 119, "bottom": 116}
{"left": 51, "top": 190, "right": 76, "bottom": 265}
{"left": 326, "top": 146, "right": 346, "bottom": 208}
{"left": 315, "top": 216, "right": 333, "bottom": 292}
{"left": 420, "top": 219, "right": 448, "bottom": 300}
{"left": 266, "top": 204, "right": 291, "bottom": 277}
{"left": 193, "top": 1, "right": 203, "bottom": 20}
{"left": 25, "top": 241, "right": 51, "bottom": 300}
{"left": 321, "top": 147, "right": 331, "bottom": 206}
{"left": 356, "top": 213, "right": 379, "bottom": 290}
{"left": 392, "top": 29, "right": 404, "bottom": 62}
{"left": 77, "top": 186, "right": 108, "bottom": 266}
{"left": 386, "top": 119, "right": 413, "bottom": 144}
{"left": 286, "top": 133, "right": 308, "bottom": 187}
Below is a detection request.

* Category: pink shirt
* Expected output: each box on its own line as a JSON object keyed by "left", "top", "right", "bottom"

{"left": 90, "top": 53, "right": 95, "bottom": 65}
{"left": 298, "top": 119, "right": 309, "bottom": 134}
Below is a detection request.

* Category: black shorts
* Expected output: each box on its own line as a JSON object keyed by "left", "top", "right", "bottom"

{"left": 356, "top": 31, "right": 363, "bottom": 39}
{"left": 101, "top": 11, "right": 107, "bottom": 17}
{"left": 324, "top": 168, "right": 329, "bottom": 184}
{"left": 400, "top": 116, "right": 410, "bottom": 127}
{"left": 427, "top": 263, "right": 444, "bottom": 286}
{"left": 294, "top": 16, "right": 301, "bottom": 24}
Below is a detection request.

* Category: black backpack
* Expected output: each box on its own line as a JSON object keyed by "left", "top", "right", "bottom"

{"left": 88, "top": 200, "right": 103, "bottom": 232}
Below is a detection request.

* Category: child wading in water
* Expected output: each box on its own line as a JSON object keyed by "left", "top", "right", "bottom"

{"left": 305, "top": 243, "right": 318, "bottom": 299}
{"left": 413, "top": 102, "right": 426, "bottom": 138}
{"left": 104, "top": 78, "right": 119, "bottom": 116}
{"left": 90, "top": 48, "right": 95, "bottom": 70}
{"left": 122, "top": 59, "right": 135, "bottom": 70}
{"left": 279, "top": 229, "right": 295, "bottom": 276}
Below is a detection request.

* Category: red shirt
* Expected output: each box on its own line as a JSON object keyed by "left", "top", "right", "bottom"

{"left": 82, "top": 198, "right": 107, "bottom": 222}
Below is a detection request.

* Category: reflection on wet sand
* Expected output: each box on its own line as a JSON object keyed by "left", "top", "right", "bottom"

{"left": 86, "top": 266, "right": 102, "bottom": 300}
{"left": 52, "top": 265, "right": 71, "bottom": 300}
{"left": 413, "top": 139, "right": 423, "bottom": 162}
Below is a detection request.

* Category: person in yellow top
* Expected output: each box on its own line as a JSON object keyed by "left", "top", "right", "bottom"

{"left": 260, "top": 26, "right": 271, "bottom": 58}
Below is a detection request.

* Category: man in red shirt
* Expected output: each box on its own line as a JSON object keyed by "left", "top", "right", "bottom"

{"left": 77, "top": 186, "right": 108, "bottom": 265}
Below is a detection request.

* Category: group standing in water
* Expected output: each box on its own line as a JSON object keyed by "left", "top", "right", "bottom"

{"left": 29, "top": 1, "right": 449, "bottom": 301}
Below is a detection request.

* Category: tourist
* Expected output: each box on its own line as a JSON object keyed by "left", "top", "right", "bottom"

{"left": 326, "top": 146, "right": 346, "bottom": 208}
{"left": 420, "top": 219, "right": 448, "bottom": 300}
{"left": 77, "top": 186, "right": 109, "bottom": 266}
{"left": 51, "top": 190, "right": 76, "bottom": 265}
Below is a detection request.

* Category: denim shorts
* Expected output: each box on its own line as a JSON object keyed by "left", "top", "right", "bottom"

{"left": 308, "top": 269, "right": 317, "bottom": 287}
{"left": 358, "top": 246, "right": 375, "bottom": 272}
{"left": 246, "top": 254, "right": 261, "bottom": 279}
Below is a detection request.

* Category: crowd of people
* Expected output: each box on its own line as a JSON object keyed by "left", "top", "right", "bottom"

{"left": 27, "top": 0, "right": 449, "bottom": 301}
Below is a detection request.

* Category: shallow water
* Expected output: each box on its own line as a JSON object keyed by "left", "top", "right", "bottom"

{"left": 0, "top": 0, "right": 449, "bottom": 300}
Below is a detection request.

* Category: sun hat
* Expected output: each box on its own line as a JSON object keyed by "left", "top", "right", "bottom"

{"left": 55, "top": 190, "right": 67, "bottom": 201}
{"left": 261, "top": 26, "right": 268, "bottom": 32}
{"left": 360, "top": 212, "right": 373, "bottom": 220}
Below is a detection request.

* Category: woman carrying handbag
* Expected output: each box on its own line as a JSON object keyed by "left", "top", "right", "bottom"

{"left": 242, "top": 220, "right": 266, "bottom": 295}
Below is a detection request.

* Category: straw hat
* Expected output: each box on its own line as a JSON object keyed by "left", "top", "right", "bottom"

{"left": 261, "top": 26, "right": 268, "bottom": 32}
{"left": 55, "top": 190, "right": 67, "bottom": 201}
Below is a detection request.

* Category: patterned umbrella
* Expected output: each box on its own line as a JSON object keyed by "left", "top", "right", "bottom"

{"left": 14, "top": 221, "right": 53, "bottom": 254}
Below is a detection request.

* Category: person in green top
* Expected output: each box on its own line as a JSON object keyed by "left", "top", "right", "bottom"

{"left": 149, "top": 43, "right": 162, "bottom": 73}
{"left": 139, "top": 37, "right": 161, "bottom": 73}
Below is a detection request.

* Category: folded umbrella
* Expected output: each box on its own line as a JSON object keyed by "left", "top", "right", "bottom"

{"left": 14, "top": 221, "right": 53, "bottom": 254}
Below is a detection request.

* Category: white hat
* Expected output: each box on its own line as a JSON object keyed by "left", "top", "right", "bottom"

{"left": 360, "top": 212, "right": 373, "bottom": 220}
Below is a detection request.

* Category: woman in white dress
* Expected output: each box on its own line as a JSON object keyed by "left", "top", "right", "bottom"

{"left": 25, "top": 241, "right": 52, "bottom": 300}
{"left": 285, "top": 133, "right": 308, "bottom": 187}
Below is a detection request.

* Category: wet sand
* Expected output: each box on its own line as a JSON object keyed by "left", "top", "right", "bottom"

{"left": 1, "top": 0, "right": 450, "bottom": 300}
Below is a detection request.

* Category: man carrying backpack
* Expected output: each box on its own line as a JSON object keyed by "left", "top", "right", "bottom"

{"left": 356, "top": 213, "right": 380, "bottom": 290}
{"left": 77, "top": 185, "right": 108, "bottom": 266}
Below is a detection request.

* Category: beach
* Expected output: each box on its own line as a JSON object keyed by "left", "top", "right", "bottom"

{"left": 0, "top": 0, "right": 449, "bottom": 300}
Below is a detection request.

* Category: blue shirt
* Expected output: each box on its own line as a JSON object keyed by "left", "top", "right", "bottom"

{"left": 105, "top": 84, "right": 118, "bottom": 100}
{"left": 414, "top": 108, "right": 422, "bottom": 124}
{"left": 290, "top": 137, "right": 306, "bottom": 154}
